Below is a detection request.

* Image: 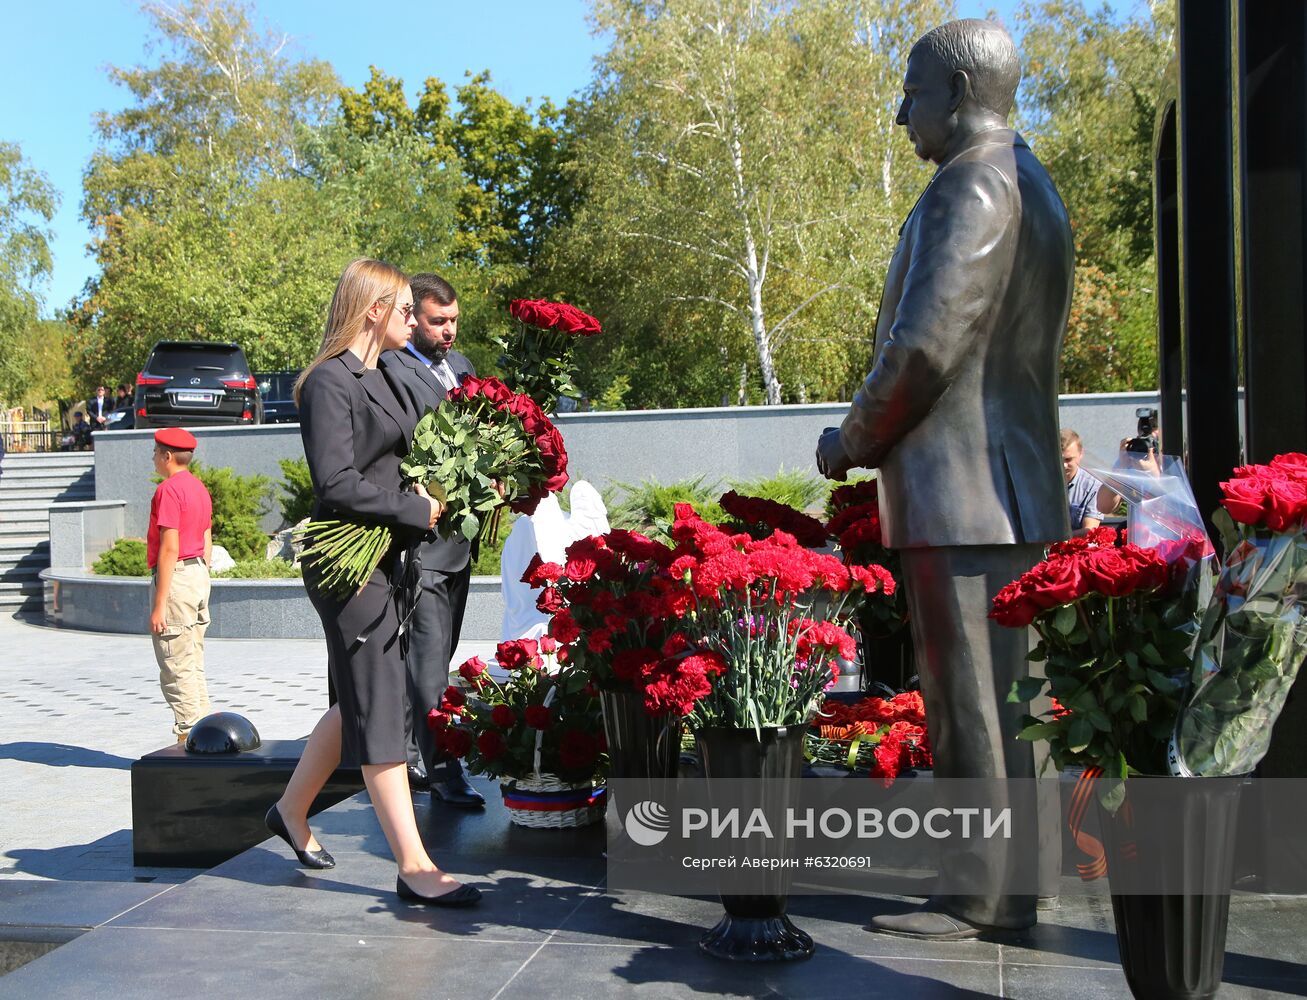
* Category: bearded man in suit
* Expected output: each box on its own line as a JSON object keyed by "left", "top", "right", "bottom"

{"left": 380, "top": 272, "right": 484, "bottom": 808}
{"left": 817, "top": 19, "right": 1073, "bottom": 938}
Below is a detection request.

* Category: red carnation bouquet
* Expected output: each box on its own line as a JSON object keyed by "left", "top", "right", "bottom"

{"left": 643, "top": 503, "right": 897, "bottom": 732}
{"left": 825, "top": 478, "right": 908, "bottom": 639}
{"left": 991, "top": 526, "right": 1208, "bottom": 780}
{"left": 523, "top": 529, "right": 683, "bottom": 695}
{"left": 1172, "top": 453, "right": 1307, "bottom": 776}
{"left": 807, "top": 690, "right": 932, "bottom": 786}
{"left": 432, "top": 638, "right": 607, "bottom": 784}
{"left": 299, "top": 375, "right": 568, "bottom": 597}
{"left": 499, "top": 298, "right": 603, "bottom": 414}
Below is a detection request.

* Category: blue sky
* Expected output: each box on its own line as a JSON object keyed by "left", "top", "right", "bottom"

{"left": 2, "top": 0, "right": 1019, "bottom": 316}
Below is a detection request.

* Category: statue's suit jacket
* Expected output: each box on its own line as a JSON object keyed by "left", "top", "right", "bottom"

{"left": 840, "top": 128, "right": 1074, "bottom": 549}
{"left": 380, "top": 347, "right": 477, "bottom": 573}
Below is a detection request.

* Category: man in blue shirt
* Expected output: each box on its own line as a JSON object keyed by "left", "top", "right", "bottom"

{"left": 1062, "top": 429, "right": 1104, "bottom": 533}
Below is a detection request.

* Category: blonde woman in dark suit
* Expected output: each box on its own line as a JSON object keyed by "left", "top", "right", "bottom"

{"left": 265, "top": 258, "right": 479, "bottom": 907}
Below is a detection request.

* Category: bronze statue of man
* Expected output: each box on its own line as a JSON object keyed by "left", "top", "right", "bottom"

{"left": 817, "top": 19, "right": 1073, "bottom": 938}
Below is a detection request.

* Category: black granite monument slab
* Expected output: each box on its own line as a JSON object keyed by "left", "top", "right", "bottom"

{"left": 131, "top": 739, "right": 363, "bottom": 868}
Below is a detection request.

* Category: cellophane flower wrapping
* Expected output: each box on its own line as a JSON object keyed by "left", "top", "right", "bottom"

{"left": 1172, "top": 454, "right": 1307, "bottom": 776}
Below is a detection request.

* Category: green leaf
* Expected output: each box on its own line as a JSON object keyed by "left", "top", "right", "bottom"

{"left": 460, "top": 514, "right": 480, "bottom": 542}
{"left": 1067, "top": 716, "right": 1094, "bottom": 752}
{"left": 1009, "top": 677, "right": 1046, "bottom": 704}
{"left": 1052, "top": 605, "right": 1078, "bottom": 636}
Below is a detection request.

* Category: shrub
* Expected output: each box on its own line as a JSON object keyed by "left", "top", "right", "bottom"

{"left": 729, "top": 467, "right": 826, "bottom": 511}
{"left": 190, "top": 462, "right": 274, "bottom": 562}
{"left": 278, "top": 457, "right": 315, "bottom": 527}
{"left": 472, "top": 511, "right": 519, "bottom": 576}
{"left": 92, "top": 538, "right": 150, "bottom": 577}
{"left": 605, "top": 476, "right": 726, "bottom": 544}
{"left": 214, "top": 558, "right": 302, "bottom": 579}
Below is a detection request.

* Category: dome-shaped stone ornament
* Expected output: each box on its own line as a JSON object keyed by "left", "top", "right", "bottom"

{"left": 184, "top": 712, "right": 262, "bottom": 754}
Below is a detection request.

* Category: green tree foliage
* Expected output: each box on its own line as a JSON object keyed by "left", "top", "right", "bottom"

{"left": 334, "top": 67, "right": 577, "bottom": 377}
{"left": 539, "top": 0, "right": 950, "bottom": 408}
{"left": 1015, "top": 0, "right": 1174, "bottom": 391}
{"left": 0, "top": 142, "right": 58, "bottom": 406}
{"left": 92, "top": 538, "right": 150, "bottom": 576}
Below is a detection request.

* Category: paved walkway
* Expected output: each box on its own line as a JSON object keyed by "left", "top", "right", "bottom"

{"left": 0, "top": 612, "right": 492, "bottom": 883}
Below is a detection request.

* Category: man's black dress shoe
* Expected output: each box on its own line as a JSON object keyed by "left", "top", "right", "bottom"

{"left": 396, "top": 875, "right": 481, "bottom": 907}
{"left": 264, "top": 803, "right": 335, "bottom": 869}
{"left": 407, "top": 764, "right": 429, "bottom": 791}
{"left": 430, "top": 766, "right": 486, "bottom": 809}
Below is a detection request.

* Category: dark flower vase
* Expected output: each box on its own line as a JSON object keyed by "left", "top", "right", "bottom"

{"left": 693, "top": 725, "right": 814, "bottom": 962}
{"left": 1099, "top": 777, "right": 1245, "bottom": 1000}
{"left": 599, "top": 690, "right": 682, "bottom": 814}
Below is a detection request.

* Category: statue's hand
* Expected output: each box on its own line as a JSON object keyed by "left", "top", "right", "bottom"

{"left": 816, "top": 427, "right": 853, "bottom": 481}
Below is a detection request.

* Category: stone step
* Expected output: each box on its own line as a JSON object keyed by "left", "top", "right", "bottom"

{"left": 0, "top": 489, "right": 97, "bottom": 507}
{"left": 0, "top": 496, "right": 88, "bottom": 512}
{"left": 0, "top": 463, "right": 95, "bottom": 480}
{"left": 0, "top": 563, "right": 43, "bottom": 582}
{"left": 0, "top": 452, "right": 95, "bottom": 467}
{"left": 0, "top": 535, "right": 48, "bottom": 551}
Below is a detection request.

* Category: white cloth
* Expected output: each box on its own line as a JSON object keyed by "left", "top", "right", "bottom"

{"left": 499, "top": 482, "right": 611, "bottom": 644}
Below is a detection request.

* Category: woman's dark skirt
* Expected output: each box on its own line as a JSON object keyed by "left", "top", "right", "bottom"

{"left": 303, "top": 553, "right": 408, "bottom": 768}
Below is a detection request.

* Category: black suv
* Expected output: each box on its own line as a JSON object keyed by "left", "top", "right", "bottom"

{"left": 134, "top": 341, "right": 264, "bottom": 429}
{"left": 254, "top": 370, "right": 301, "bottom": 424}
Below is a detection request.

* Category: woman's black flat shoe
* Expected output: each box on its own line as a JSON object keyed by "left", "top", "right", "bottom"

{"left": 396, "top": 875, "right": 481, "bottom": 907}
{"left": 264, "top": 803, "right": 335, "bottom": 869}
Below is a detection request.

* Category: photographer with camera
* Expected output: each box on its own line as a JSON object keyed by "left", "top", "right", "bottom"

{"left": 1096, "top": 406, "right": 1162, "bottom": 516}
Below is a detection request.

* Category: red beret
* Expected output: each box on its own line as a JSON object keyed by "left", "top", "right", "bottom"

{"left": 154, "top": 428, "right": 198, "bottom": 450}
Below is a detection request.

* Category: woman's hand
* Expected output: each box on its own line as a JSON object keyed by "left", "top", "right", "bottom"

{"left": 414, "top": 482, "right": 445, "bottom": 529}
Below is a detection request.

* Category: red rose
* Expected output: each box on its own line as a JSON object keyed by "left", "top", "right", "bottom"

{"left": 990, "top": 577, "right": 1042, "bottom": 629}
{"left": 458, "top": 656, "right": 488, "bottom": 681}
{"left": 536, "top": 586, "right": 565, "bottom": 614}
{"left": 558, "top": 729, "right": 601, "bottom": 769}
{"left": 613, "top": 647, "right": 660, "bottom": 681}
{"left": 426, "top": 707, "right": 451, "bottom": 730}
{"left": 521, "top": 555, "right": 565, "bottom": 587}
{"left": 441, "top": 686, "right": 466, "bottom": 710}
{"left": 491, "top": 704, "right": 516, "bottom": 728}
{"left": 550, "top": 607, "right": 582, "bottom": 644}
{"left": 1272, "top": 452, "right": 1307, "bottom": 477}
{"left": 497, "top": 638, "right": 542, "bottom": 671}
{"left": 1265, "top": 477, "right": 1307, "bottom": 532}
{"left": 1220, "top": 475, "right": 1269, "bottom": 526}
{"left": 476, "top": 730, "right": 507, "bottom": 761}
{"left": 435, "top": 726, "right": 472, "bottom": 758}
{"left": 1024, "top": 555, "right": 1085, "bottom": 609}
{"left": 538, "top": 635, "right": 558, "bottom": 655}
{"left": 1079, "top": 546, "right": 1138, "bottom": 598}
{"left": 525, "top": 705, "right": 553, "bottom": 730}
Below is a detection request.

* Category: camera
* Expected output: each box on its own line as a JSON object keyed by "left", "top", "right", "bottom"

{"left": 1125, "top": 406, "right": 1159, "bottom": 455}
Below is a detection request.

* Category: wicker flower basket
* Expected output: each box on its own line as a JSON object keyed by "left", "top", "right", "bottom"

{"left": 499, "top": 774, "right": 607, "bottom": 829}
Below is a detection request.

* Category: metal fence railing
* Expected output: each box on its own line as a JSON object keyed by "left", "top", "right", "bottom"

{"left": 1, "top": 417, "right": 62, "bottom": 454}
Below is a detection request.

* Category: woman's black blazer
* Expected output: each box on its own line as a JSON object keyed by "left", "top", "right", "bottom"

{"left": 298, "top": 351, "right": 430, "bottom": 533}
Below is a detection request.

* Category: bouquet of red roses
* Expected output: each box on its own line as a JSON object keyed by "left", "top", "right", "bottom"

{"left": 499, "top": 298, "right": 603, "bottom": 414}
{"left": 717, "top": 490, "right": 829, "bottom": 548}
{"left": 298, "top": 375, "right": 568, "bottom": 597}
{"left": 524, "top": 529, "right": 685, "bottom": 694}
{"left": 991, "top": 526, "right": 1206, "bottom": 779}
{"left": 431, "top": 638, "right": 606, "bottom": 784}
{"left": 1172, "top": 453, "right": 1307, "bottom": 776}
{"left": 825, "top": 478, "right": 908, "bottom": 638}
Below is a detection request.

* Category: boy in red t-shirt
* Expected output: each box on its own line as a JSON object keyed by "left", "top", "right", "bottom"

{"left": 148, "top": 428, "right": 214, "bottom": 741}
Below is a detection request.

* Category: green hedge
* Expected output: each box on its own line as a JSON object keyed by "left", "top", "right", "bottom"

{"left": 92, "top": 538, "right": 150, "bottom": 577}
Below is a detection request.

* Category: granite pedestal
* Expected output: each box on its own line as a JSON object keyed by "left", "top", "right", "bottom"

{"left": 130, "top": 739, "right": 363, "bottom": 868}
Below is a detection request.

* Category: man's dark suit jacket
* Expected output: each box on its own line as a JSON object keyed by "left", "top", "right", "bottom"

{"left": 379, "top": 347, "right": 476, "bottom": 574}
{"left": 839, "top": 128, "right": 1074, "bottom": 550}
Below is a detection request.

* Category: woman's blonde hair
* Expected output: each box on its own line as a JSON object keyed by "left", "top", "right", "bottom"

{"left": 293, "top": 258, "right": 408, "bottom": 406}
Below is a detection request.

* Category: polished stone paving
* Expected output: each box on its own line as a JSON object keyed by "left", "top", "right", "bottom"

{"left": 3, "top": 613, "right": 1306, "bottom": 997}
{"left": 2, "top": 782, "right": 1305, "bottom": 998}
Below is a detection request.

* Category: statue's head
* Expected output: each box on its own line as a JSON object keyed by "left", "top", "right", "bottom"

{"left": 898, "top": 19, "right": 1020, "bottom": 164}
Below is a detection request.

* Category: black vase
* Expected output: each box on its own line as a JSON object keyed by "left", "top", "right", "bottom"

{"left": 693, "top": 725, "right": 815, "bottom": 962}
{"left": 857, "top": 606, "right": 913, "bottom": 693}
{"left": 599, "top": 689, "right": 682, "bottom": 815}
{"left": 1099, "top": 777, "right": 1244, "bottom": 1000}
